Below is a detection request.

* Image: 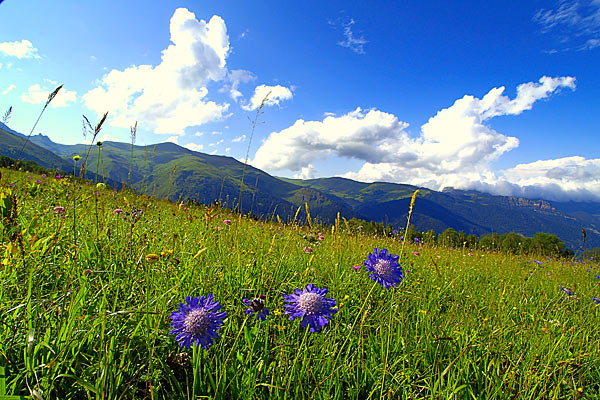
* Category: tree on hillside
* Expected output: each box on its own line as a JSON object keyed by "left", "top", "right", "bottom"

{"left": 466, "top": 234, "right": 479, "bottom": 249}
{"left": 439, "top": 228, "right": 458, "bottom": 247}
{"left": 530, "top": 232, "right": 564, "bottom": 256}
{"left": 501, "top": 232, "right": 522, "bottom": 254}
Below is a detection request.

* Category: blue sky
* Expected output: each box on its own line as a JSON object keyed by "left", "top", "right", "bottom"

{"left": 1, "top": 0, "right": 599, "bottom": 201}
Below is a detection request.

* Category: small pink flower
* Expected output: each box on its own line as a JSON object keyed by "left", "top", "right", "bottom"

{"left": 352, "top": 265, "right": 361, "bottom": 270}
{"left": 113, "top": 208, "right": 123, "bottom": 215}
{"left": 468, "top": 253, "right": 473, "bottom": 257}
{"left": 223, "top": 219, "right": 232, "bottom": 225}
{"left": 303, "top": 246, "right": 313, "bottom": 254}
{"left": 317, "top": 232, "right": 324, "bottom": 240}
{"left": 53, "top": 206, "right": 66, "bottom": 214}
{"left": 55, "top": 174, "right": 62, "bottom": 179}
{"left": 41, "top": 174, "right": 47, "bottom": 178}
{"left": 412, "top": 251, "right": 420, "bottom": 256}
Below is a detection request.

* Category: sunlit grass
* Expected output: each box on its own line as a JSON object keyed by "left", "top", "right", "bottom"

{"left": 1, "top": 168, "right": 599, "bottom": 399}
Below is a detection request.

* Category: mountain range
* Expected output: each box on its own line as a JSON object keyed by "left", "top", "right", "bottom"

{"left": 1, "top": 121, "right": 598, "bottom": 250}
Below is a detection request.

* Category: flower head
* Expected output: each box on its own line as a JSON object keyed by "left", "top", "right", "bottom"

{"left": 559, "top": 285, "right": 575, "bottom": 296}
{"left": 170, "top": 295, "right": 226, "bottom": 349}
{"left": 303, "top": 246, "right": 313, "bottom": 254}
{"left": 223, "top": 219, "right": 231, "bottom": 225}
{"left": 113, "top": 208, "right": 123, "bottom": 215}
{"left": 364, "top": 248, "right": 404, "bottom": 288}
{"left": 53, "top": 206, "right": 65, "bottom": 214}
{"left": 283, "top": 284, "right": 337, "bottom": 332}
{"left": 72, "top": 155, "right": 81, "bottom": 161}
{"left": 243, "top": 295, "right": 269, "bottom": 321}
{"left": 593, "top": 296, "right": 600, "bottom": 305}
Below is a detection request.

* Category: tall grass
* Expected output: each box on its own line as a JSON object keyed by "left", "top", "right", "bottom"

{"left": 1, "top": 167, "right": 599, "bottom": 399}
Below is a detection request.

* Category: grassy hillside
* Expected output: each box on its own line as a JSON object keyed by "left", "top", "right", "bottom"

{"left": 3, "top": 129, "right": 599, "bottom": 249}
{"left": 1, "top": 168, "right": 600, "bottom": 399}
{"left": 0, "top": 127, "right": 72, "bottom": 172}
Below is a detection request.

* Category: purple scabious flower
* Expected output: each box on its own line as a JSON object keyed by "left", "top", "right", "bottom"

{"left": 283, "top": 284, "right": 337, "bottom": 332}
{"left": 243, "top": 296, "right": 270, "bottom": 321}
{"left": 559, "top": 286, "right": 575, "bottom": 296}
{"left": 364, "top": 248, "right": 404, "bottom": 288}
{"left": 170, "top": 295, "right": 226, "bottom": 349}
{"left": 593, "top": 297, "right": 600, "bottom": 305}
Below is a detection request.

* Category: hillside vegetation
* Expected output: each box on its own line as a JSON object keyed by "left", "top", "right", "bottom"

{"left": 1, "top": 167, "right": 599, "bottom": 399}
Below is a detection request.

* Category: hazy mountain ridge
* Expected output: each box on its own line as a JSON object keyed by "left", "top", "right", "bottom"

{"left": 0, "top": 126, "right": 598, "bottom": 250}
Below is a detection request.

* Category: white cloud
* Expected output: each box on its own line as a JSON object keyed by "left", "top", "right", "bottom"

{"left": 21, "top": 84, "right": 77, "bottom": 107}
{"left": 337, "top": 19, "right": 368, "bottom": 54}
{"left": 193, "top": 131, "right": 204, "bottom": 137}
{"left": 209, "top": 149, "right": 218, "bottom": 155}
{"left": 83, "top": 8, "right": 231, "bottom": 135}
{"left": 225, "top": 147, "right": 231, "bottom": 153}
{"left": 242, "top": 84, "right": 293, "bottom": 111}
{"left": 211, "top": 130, "right": 223, "bottom": 135}
{"left": 534, "top": 1, "right": 600, "bottom": 51}
{"left": 232, "top": 134, "right": 246, "bottom": 142}
{"left": 184, "top": 142, "right": 204, "bottom": 152}
{"left": 80, "top": 133, "right": 121, "bottom": 145}
{"left": 253, "top": 76, "right": 582, "bottom": 199}
{"left": 0, "top": 40, "right": 40, "bottom": 59}
{"left": 210, "top": 139, "right": 224, "bottom": 146}
{"left": 2, "top": 84, "right": 16, "bottom": 95}
{"left": 225, "top": 69, "right": 255, "bottom": 100}
{"left": 0, "top": 63, "right": 3, "bottom": 69}
{"left": 498, "top": 156, "right": 600, "bottom": 201}
{"left": 166, "top": 136, "right": 179, "bottom": 144}
{"left": 294, "top": 164, "right": 316, "bottom": 179}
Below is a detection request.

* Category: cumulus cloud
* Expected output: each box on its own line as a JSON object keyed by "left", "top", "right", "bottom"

{"left": 21, "top": 84, "right": 77, "bottom": 107}
{"left": 81, "top": 133, "right": 121, "bottom": 144}
{"left": 2, "top": 84, "right": 16, "bottom": 95}
{"left": 225, "top": 69, "right": 255, "bottom": 100}
{"left": 83, "top": 8, "right": 231, "bottom": 135}
{"left": 534, "top": 0, "right": 600, "bottom": 51}
{"left": 242, "top": 84, "right": 293, "bottom": 111}
{"left": 294, "top": 164, "right": 317, "bottom": 179}
{"left": 252, "top": 76, "right": 584, "bottom": 199}
{"left": 337, "top": 19, "right": 368, "bottom": 54}
{"left": 0, "top": 40, "right": 40, "bottom": 59}
{"left": 232, "top": 134, "right": 246, "bottom": 142}
{"left": 252, "top": 107, "right": 409, "bottom": 171}
{"left": 498, "top": 157, "right": 600, "bottom": 201}
{"left": 184, "top": 142, "right": 204, "bottom": 152}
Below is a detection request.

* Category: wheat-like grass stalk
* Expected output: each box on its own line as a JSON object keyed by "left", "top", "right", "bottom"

{"left": 127, "top": 121, "right": 137, "bottom": 188}
{"left": 238, "top": 92, "right": 270, "bottom": 215}
{"left": 16, "top": 84, "right": 62, "bottom": 163}
{"left": 81, "top": 112, "right": 108, "bottom": 179}
{"left": 2, "top": 106, "right": 12, "bottom": 125}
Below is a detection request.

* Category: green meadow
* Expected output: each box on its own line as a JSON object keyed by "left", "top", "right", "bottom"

{"left": 1, "top": 167, "right": 599, "bottom": 399}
